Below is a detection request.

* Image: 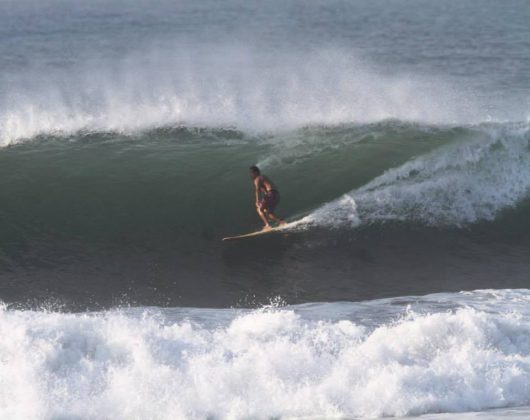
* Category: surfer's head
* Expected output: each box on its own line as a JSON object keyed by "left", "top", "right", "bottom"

{"left": 249, "top": 165, "right": 260, "bottom": 179}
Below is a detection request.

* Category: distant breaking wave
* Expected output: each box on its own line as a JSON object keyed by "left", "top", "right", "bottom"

{"left": 0, "top": 47, "right": 497, "bottom": 146}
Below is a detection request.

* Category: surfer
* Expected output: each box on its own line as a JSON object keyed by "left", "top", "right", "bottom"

{"left": 250, "top": 166, "right": 286, "bottom": 231}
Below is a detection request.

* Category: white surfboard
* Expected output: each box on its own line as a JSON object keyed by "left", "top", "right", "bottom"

{"left": 222, "top": 220, "right": 300, "bottom": 241}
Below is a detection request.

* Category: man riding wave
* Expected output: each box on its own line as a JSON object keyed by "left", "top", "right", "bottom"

{"left": 249, "top": 166, "right": 286, "bottom": 231}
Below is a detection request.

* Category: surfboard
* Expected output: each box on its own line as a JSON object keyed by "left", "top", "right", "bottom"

{"left": 222, "top": 221, "right": 298, "bottom": 241}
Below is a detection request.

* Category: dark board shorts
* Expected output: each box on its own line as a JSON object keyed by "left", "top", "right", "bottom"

{"left": 259, "top": 190, "right": 280, "bottom": 213}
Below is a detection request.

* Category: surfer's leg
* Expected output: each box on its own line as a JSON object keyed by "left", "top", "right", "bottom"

{"left": 257, "top": 207, "right": 272, "bottom": 229}
{"left": 264, "top": 192, "right": 285, "bottom": 225}
{"left": 267, "top": 212, "right": 286, "bottom": 225}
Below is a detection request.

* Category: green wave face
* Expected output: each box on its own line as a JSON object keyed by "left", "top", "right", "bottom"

{"left": 1, "top": 122, "right": 528, "bottom": 240}
{"left": 0, "top": 121, "right": 529, "bottom": 309}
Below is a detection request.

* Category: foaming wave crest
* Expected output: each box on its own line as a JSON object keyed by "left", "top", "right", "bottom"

{"left": 306, "top": 123, "right": 530, "bottom": 227}
{"left": 1, "top": 290, "right": 530, "bottom": 419}
{"left": 0, "top": 47, "right": 482, "bottom": 146}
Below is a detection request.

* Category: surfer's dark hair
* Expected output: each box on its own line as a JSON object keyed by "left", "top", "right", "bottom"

{"left": 249, "top": 166, "right": 260, "bottom": 175}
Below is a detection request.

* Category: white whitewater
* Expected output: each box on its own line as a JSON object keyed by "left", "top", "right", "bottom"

{"left": 303, "top": 123, "right": 530, "bottom": 228}
{"left": 1, "top": 289, "right": 530, "bottom": 419}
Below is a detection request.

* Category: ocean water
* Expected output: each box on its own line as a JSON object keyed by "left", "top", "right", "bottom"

{"left": 3, "top": 290, "right": 530, "bottom": 419}
{"left": 0, "top": 0, "right": 529, "bottom": 418}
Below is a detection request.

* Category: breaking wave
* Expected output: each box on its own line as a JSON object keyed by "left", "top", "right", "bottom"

{"left": 0, "top": 47, "right": 490, "bottom": 146}
{"left": 2, "top": 289, "right": 530, "bottom": 419}
{"left": 304, "top": 122, "right": 530, "bottom": 228}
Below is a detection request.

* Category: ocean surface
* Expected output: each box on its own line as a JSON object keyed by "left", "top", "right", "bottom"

{"left": 0, "top": 0, "right": 529, "bottom": 418}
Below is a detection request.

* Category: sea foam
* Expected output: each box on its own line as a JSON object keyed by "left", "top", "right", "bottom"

{"left": 1, "top": 290, "right": 530, "bottom": 419}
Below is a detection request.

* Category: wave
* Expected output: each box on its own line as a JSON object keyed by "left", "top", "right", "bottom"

{"left": 0, "top": 47, "right": 504, "bottom": 146}
{"left": 0, "top": 121, "right": 528, "bottom": 302}
{"left": 0, "top": 122, "right": 528, "bottom": 250}
{"left": 303, "top": 122, "right": 530, "bottom": 228}
{"left": 2, "top": 289, "right": 530, "bottom": 419}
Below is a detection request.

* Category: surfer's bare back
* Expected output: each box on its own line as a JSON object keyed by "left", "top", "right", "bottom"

{"left": 250, "top": 166, "right": 286, "bottom": 231}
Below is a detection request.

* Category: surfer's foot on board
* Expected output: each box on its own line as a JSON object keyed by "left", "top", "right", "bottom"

{"left": 262, "top": 225, "right": 272, "bottom": 231}
{"left": 279, "top": 220, "right": 287, "bottom": 226}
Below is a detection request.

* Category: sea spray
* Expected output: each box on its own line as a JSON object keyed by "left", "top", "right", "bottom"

{"left": 0, "top": 48, "right": 483, "bottom": 146}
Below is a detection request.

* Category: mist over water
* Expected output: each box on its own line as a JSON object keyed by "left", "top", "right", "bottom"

{"left": 1, "top": 0, "right": 529, "bottom": 144}
{"left": 0, "top": 47, "right": 485, "bottom": 145}
{"left": 1, "top": 0, "right": 530, "bottom": 418}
